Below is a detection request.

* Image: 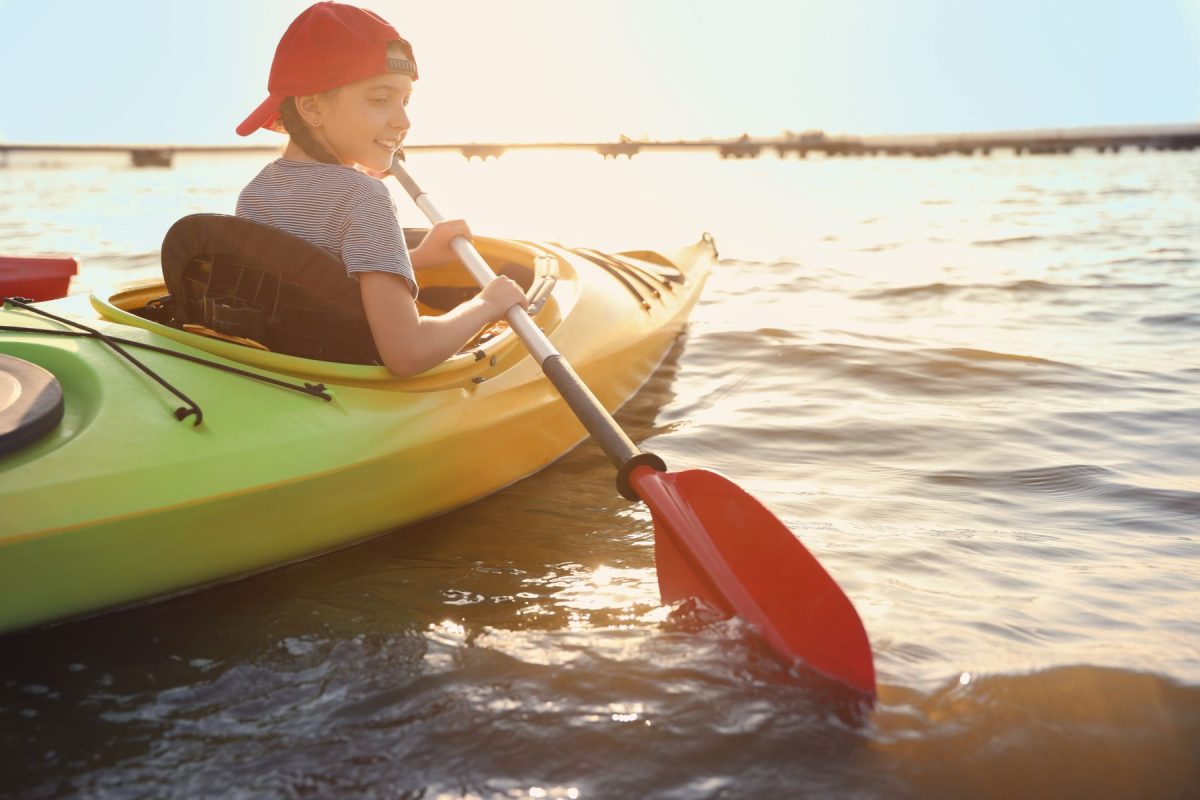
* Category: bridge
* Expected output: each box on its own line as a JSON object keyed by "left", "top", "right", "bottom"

{"left": 2, "top": 124, "right": 1197, "bottom": 167}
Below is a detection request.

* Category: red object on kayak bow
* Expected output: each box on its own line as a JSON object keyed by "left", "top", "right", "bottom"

{"left": 635, "top": 467, "right": 876, "bottom": 698}
{"left": 0, "top": 256, "right": 78, "bottom": 301}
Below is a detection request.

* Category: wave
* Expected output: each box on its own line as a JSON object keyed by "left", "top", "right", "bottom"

{"left": 1098, "top": 186, "right": 1152, "bottom": 197}
{"left": 857, "top": 279, "right": 1062, "bottom": 299}
{"left": 1103, "top": 255, "right": 1196, "bottom": 267}
{"left": 926, "top": 464, "right": 1114, "bottom": 499}
{"left": 9, "top": 619, "right": 1198, "bottom": 800}
{"left": 1141, "top": 313, "right": 1200, "bottom": 327}
{"left": 924, "top": 464, "right": 1200, "bottom": 519}
{"left": 972, "top": 234, "right": 1043, "bottom": 247}
{"left": 692, "top": 334, "right": 1103, "bottom": 399}
{"left": 858, "top": 278, "right": 1174, "bottom": 300}
{"left": 89, "top": 251, "right": 163, "bottom": 271}
{"left": 876, "top": 666, "right": 1200, "bottom": 800}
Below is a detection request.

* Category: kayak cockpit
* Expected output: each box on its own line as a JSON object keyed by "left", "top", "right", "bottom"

{"left": 90, "top": 218, "right": 565, "bottom": 389}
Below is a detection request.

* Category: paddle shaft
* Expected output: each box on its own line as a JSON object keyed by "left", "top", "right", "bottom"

{"left": 390, "top": 161, "right": 664, "bottom": 498}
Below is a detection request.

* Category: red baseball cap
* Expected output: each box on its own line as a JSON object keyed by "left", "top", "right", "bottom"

{"left": 236, "top": 2, "right": 418, "bottom": 137}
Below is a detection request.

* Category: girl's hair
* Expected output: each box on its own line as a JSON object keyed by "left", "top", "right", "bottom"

{"left": 278, "top": 96, "right": 341, "bottom": 165}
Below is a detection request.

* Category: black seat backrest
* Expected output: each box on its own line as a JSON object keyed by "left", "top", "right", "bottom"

{"left": 161, "top": 213, "right": 380, "bottom": 363}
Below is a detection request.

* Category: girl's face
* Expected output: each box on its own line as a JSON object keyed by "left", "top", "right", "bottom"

{"left": 302, "top": 72, "right": 413, "bottom": 171}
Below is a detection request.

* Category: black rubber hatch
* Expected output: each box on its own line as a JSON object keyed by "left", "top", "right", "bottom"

{"left": 0, "top": 354, "right": 64, "bottom": 456}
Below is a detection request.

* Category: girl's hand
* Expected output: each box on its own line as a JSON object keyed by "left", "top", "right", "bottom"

{"left": 478, "top": 275, "right": 529, "bottom": 319}
{"left": 412, "top": 219, "right": 472, "bottom": 269}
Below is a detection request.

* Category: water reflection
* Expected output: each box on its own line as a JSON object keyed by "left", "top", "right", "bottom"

{"left": 3, "top": 149, "right": 1199, "bottom": 797}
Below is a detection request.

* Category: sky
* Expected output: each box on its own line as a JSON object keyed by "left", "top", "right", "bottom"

{"left": 1, "top": 0, "right": 1198, "bottom": 146}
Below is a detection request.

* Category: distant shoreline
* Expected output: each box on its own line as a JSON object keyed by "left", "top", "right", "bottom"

{"left": 3, "top": 122, "right": 1198, "bottom": 165}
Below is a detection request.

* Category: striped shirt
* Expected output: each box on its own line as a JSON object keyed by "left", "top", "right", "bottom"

{"left": 236, "top": 158, "right": 417, "bottom": 297}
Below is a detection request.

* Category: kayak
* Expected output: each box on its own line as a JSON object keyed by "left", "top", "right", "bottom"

{"left": 0, "top": 225, "right": 716, "bottom": 634}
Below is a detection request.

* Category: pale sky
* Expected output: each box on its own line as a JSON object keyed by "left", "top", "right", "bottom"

{"left": 1, "top": 0, "right": 1198, "bottom": 145}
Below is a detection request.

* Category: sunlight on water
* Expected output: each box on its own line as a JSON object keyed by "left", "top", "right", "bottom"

{"left": 2, "top": 148, "right": 1198, "bottom": 798}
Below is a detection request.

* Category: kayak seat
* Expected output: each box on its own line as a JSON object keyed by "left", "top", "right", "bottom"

{"left": 159, "top": 214, "right": 537, "bottom": 363}
{"left": 161, "top": 214, "right": 382, "bottom": 363}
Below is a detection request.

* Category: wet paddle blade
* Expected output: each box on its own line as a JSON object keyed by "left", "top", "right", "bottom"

{"left": 632, "top": 467, "right": 876, "bottom": 698}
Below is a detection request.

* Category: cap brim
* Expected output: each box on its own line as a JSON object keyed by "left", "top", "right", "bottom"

{"left": 236, "top": 94, "right": 285, "bottom": 137}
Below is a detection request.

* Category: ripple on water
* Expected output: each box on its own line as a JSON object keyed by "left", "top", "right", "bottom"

{"left": 4, "top": 149, "right": 1200, "bottom": 799}
{"left": 972, "top": 234, "right": 1044, "bottom": 247}
{"left": 1140, "top": 312, "right": 1200, "bottom": 327}
{"left": 873, "top": 667, "right": 1200, "bottom": 799}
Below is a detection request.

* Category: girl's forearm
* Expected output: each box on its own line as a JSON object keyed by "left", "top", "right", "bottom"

{"left": 386, "top": 298, "right": 494, "bottom": 376}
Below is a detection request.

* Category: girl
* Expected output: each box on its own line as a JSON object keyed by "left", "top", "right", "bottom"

{"left": 234, "top": 1, "right": 528, "bottom": 377}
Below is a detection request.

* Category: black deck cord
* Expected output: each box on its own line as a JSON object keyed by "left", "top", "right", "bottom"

{"left": 0, "top": 324, "right": 333, "bottom": 402}
{"left": 602, "top": 255, "right": 661, "bottom": 298}
{"left": 569, "top": 250, "right": 653, "bottom": 308}
{"left": 608, "top": 253, "right": 685, "bottom": 287}
{"left": 512, "top": 239, "right": 653, "bottom": 308}
{"left": 4, "top": 297, "right": 207, "bottom": 425}
{"left": 608, "top": 256, "right": 687, "bottom": 284}
{"left": 578, "top": 248, "right": 682, "bottom": 289}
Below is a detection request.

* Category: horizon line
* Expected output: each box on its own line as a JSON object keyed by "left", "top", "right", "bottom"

{"left": 3, "top": 121, "right": 1199, "bottom": 151}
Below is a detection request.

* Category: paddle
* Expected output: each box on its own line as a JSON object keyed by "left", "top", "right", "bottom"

{"left": 388, "top": 157, "right": 877, "bottom": 701}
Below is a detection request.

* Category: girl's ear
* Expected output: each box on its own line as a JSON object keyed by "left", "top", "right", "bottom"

{"left": 295, "top": 93, "right": 324, "bottom": 128}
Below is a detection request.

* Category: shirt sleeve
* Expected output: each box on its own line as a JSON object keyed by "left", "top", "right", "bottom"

{"left": 341, "top": 188, "right": 418, "bottom": 298}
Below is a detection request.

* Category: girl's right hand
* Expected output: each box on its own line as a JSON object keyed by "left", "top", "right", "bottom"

{"left": 478, "top": 275, "right": 529, "bottom": 319}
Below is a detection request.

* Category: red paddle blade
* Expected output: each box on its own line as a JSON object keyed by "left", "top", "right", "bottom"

{"left": 631, "top": 467, "right": 876, "bottom": 699}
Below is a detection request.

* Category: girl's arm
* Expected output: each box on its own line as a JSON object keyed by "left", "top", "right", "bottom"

{"left": 359, "top": 270, "right": 528, "bottom": 377}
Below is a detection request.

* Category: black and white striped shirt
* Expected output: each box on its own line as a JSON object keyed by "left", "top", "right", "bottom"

{"left": 236, "top": 159, "right": 417, "bottom": 297}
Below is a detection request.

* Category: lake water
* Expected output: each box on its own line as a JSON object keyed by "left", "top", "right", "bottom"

{"left": 2, "top": 148, "right": 1198, "bottom": 798}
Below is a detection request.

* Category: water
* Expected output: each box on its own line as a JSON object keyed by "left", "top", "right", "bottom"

{"left": 2, "top": 149, "right": 1199, "bottom": 798}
